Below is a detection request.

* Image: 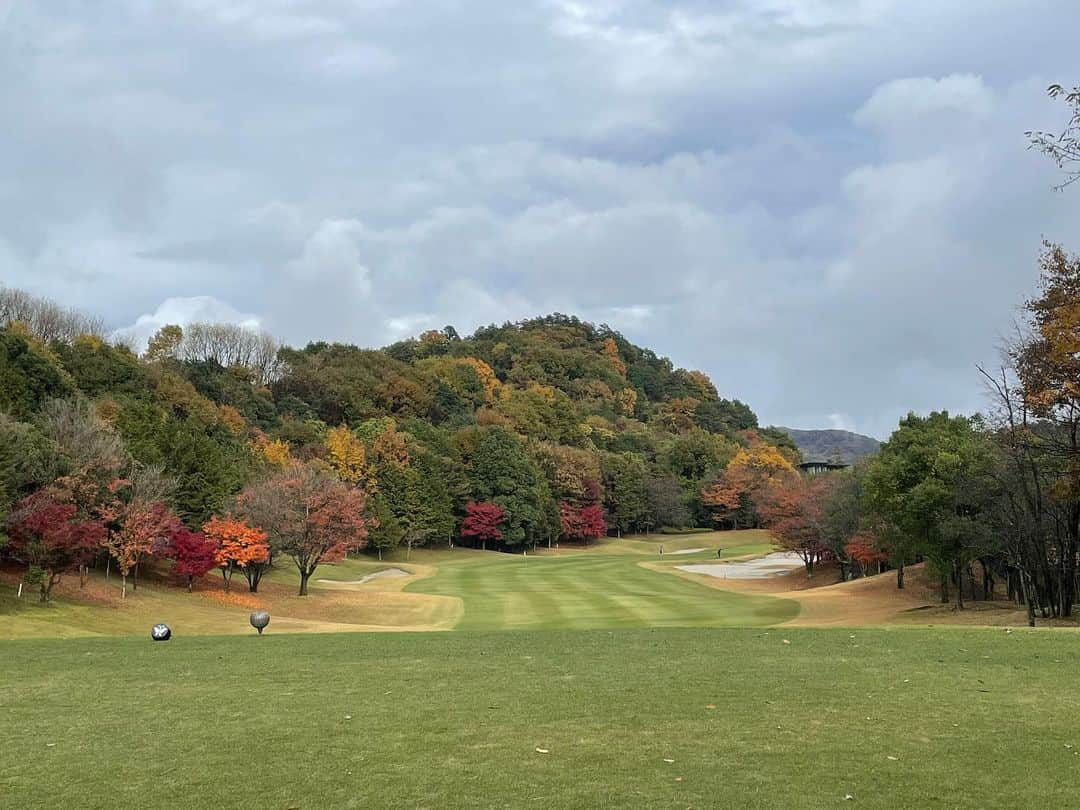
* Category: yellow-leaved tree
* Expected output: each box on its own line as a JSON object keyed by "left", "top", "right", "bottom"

{"left": 325, "top": 425, "right": 368, "bottom": 485}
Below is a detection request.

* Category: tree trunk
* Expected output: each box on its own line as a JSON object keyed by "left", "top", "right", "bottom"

{"left": 105, "top": 555, "right": 110, "bottom": 579}
{"left": 896, "top": 563, "right": 905, "bottom": 590}
{"left": 132, "top": 560, "right": 139, "bottom": 591}
{"left": 954, "top": 562, "right": 964, "bottom": 609}
{"left": 940, "top": 574, "right": 949, "bottom": 604}
{"left": 121, "top": 574, "right": 128, "bottom": 600}
{"left": 299, "top": 570, "right": 310, "bottom": 597}
{"left": 41, "top": 573, "right": 59, "bottom": 602}
{"left": 187, "top": 575, "right": 194, "bottom": 593}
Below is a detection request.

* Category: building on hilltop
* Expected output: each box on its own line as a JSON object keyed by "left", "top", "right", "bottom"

{"left": 798, "top": 460, "right": 849, "bottom": 475}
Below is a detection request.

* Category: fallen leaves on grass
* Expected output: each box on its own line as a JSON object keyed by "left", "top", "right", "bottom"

{"left": 200, "top": 589, "right": 265, "bottom": 610}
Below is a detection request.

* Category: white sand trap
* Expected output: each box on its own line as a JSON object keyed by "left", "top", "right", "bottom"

{"left": 666, "top": 547, "right": 706, "bottom": 555}
{"left": 677, "top": 552, "right": 805, "bottom": 580}
{"left": 317, "top": 568, "right": 411, "bottom": 586}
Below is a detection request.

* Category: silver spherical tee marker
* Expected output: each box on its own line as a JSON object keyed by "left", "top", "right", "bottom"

{"left": 151, "top": 624, "right": 171, "bottom": 641}
{"left": 250, "top": 611, "right": 270, "bottom": 635}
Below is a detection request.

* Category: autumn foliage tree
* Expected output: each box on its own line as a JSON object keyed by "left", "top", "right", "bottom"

{"left": 238, "top": 463, "right": 369, "bottom": 596}
{"left": 325, "top": 425, "right": 369, "bottom": 485}
{"left": 845, "top": 532, "right": 888, "bottom": 577}
{"left": 559, "top": 502, "right": 607, "bottom": 543}
{"left": 202, "top": 515, "right": 269, "bottom": 592}
{"left": 702, "top": 438, "right": 796, "bottom": 528}
{"left": 699, "top": 477, "right": 744, "bottom": 528}
{"left": 5, "top": 490, "right": 105, "bottom": 601}
{"left": 460, "top": 502, "right": 505, "bottom": 550}
{"left": 755, "top": 474, "right": 829, "bottom": 576}
{"left": 167, "top": 527, "right": 217, "bottom": 591}
{"left": 106, "top": 499, "right": 179, "bottom": 598}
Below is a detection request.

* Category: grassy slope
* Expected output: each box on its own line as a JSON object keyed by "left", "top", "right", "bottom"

{"left": 407, "top": 534, "right": 795, "bottom": 630}
{"left": 0, "top": 558, "right": 463, "bottom": 639}
{"left": 2, "top": 627, "right": 1078, "bottom": 809}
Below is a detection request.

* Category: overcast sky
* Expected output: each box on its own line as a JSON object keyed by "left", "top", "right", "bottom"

{"left": 2, "top": 1, "right": 1078, "bottom": 437}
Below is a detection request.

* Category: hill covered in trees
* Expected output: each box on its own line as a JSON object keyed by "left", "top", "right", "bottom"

{"left": 777, "top": 428, "right": 880, "bottom": 464}
{"left": 0, "top": 289, "right": 801, "bottom": 595}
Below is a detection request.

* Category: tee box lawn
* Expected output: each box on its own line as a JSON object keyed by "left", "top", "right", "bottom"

{"left": 1, "top": 625, "right": 1077, "bottom": 809}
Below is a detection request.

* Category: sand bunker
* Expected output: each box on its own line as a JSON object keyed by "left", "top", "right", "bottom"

{"left": 666, "top": 548, "right": 706, "bottom": 555}
{"left": 677, "top": 552, "right": 805, "bottom": 579}
{"left": 317, "top": 568, "right": 411, "bottom": 586}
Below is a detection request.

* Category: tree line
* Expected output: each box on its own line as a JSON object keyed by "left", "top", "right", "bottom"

{"left": 0, "top": 301, "right": 801, "bottom": 600}
{"left": 726, "top": 242, "right": 1080, "bottom": 625}
{"left": 725, "top": 85, "right": 1080, "bottom": 626}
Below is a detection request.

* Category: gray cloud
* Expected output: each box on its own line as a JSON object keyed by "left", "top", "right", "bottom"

{"left": 2, "top": 1, "right": 1079, "bottom": 438}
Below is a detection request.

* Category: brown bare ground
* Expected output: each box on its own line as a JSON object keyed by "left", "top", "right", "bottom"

{"left": 652, "top": 559, "right": 1063, "bottom": 627}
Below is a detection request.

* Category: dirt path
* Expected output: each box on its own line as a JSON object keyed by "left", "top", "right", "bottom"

{"left": 316, "top": 568, "right": 412, "bottom": 587}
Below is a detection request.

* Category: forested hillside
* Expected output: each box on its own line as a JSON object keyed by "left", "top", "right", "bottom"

{"left": 0, "top": 289, "right": 800, "bottom": 592}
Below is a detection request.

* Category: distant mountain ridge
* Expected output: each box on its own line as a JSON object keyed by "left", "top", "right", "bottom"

{"left": 775, "top": 428, "right": 881, "bottom": 465}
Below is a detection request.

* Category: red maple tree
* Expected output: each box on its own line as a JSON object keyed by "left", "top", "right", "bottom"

{"left": 559, "top": 502, "right": 607, "bottom": 543}
{"left": 167, "top": 527, "right": 218, "bottom": 592}
{"left": 5, "top": 490, "right": 105, "bottom": 601}
{"left": 460, "top": 502, "right": 505, "bottom": 550}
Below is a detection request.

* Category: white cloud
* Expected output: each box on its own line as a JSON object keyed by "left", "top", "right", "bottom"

{"left": 827, "top": 412, "right": 854, "bottom": 431}
{"left": 3, "top": 1, "right": 1080, "bottom": 439}
{"left": 115, "top": 295, "right": 261, "bottom": 351}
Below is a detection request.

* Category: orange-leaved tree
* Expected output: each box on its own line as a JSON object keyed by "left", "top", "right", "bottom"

{"left": 202, "top": 515, "right": 269, "bottom": 592}
{"left": 845, "top": 531, "right": 889, "bottom": 577}
{"left": 701, "top": 438, "right": 796, "bottom": 528}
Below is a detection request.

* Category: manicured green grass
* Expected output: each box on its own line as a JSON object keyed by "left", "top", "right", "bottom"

{"left": 602, "top": 527, "right": 773, "bottom": 555}
{"left": 407, "top": 538, "right": 797, "bottom": 630}
{"left": 2, "top": 626, "right": 1077, "bottom": 809}
{"left": 0, "top": 532, "right": 787, "bottom": 638}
